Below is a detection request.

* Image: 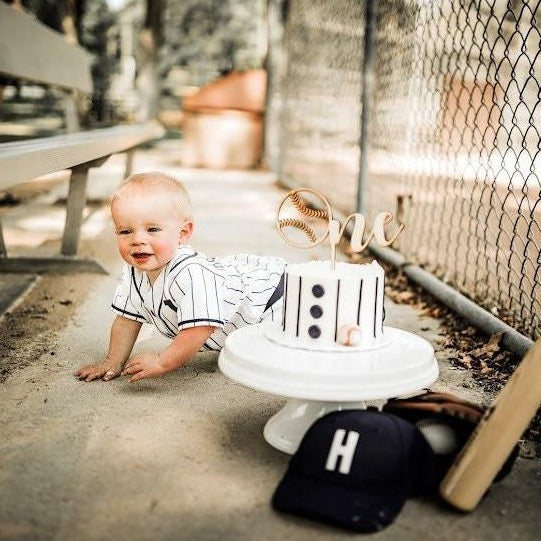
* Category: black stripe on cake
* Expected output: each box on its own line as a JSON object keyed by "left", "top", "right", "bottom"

{"left": 334, "top": 279, "right": 341, "bottom": 342}
{"left": 357, "top": 279, "right": 363, "bottom": 325}
{"left": 373, "top": 277, "right": 379, "bottom": 338}
{"left": 296, "top": 276, "right": 302, "bottom": 337}
{"left": 282, "top": 273, "right": 289, "bottom": 331}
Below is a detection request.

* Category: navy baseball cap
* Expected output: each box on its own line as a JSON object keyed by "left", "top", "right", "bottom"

{"left": 272, "top": 409, "right": 437, "bottom": 532}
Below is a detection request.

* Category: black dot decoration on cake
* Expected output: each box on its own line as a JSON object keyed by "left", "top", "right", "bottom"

{"left": 312, "top": 284, "right": 324, "bottom": 298}
{"left": 308, "top": 325, "right": 321, "bottom": 339}
{"left": 310, "top": 305, "right": 323, "bottom": 318}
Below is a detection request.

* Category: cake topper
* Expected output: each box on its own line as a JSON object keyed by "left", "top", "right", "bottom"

{"left": 277, "top": 187, "right": 405, "bottom": 269}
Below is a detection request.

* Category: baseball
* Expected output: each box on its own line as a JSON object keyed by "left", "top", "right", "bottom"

{"left": 415, "top": 418, "right": 459, "bottom": 455}
{"left": 339, "top": 325, "right": 363, "bottom": 347}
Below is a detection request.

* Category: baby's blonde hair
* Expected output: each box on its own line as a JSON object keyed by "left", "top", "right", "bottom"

{"left": 111, "top": 172, "right": 193, "bottom": 221}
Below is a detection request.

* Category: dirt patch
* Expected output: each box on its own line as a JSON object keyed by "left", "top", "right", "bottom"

{"left": 0, "top": 273, "right": 98, "bottom": 383}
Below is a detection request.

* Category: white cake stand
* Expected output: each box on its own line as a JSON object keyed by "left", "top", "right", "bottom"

{"left": 218, "top": 323, "right": 439, "bottom": 454}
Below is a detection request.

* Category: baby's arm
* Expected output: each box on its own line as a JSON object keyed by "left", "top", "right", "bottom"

{"left": 121, "top": 325, "right": 216, "bottom": 383}
{"left": 74, "top": 315, "right": 142, "bottom": 381}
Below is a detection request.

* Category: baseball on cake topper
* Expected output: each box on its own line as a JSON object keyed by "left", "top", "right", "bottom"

{"left": 276, "top": 187, "right": 405, "bottom": 269}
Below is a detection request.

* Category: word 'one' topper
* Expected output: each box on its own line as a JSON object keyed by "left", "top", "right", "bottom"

{"left": 276, "top": 188, "right": 404, "bottom": 268}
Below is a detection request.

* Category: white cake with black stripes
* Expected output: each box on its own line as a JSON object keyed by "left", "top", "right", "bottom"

{"left": 265, "top": 260, "right": 386, "bottom": 351}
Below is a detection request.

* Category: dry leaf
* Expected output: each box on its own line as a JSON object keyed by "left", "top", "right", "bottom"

{"left": 479, "top": 359, "right": 492, "bottom": 374}
{"left": 457, "top": 355, "right": 473, "bottom": 369}
{"left": 393, "top": 291, "right": 416, "bottom": 303}
{"left": 470, "top": 332, "right": 503, "bottom": 358}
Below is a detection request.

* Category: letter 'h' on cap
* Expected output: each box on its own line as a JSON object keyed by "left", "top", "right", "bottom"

{"left": 272, "top": 410, "right": 437, "bottom": 533}
{"left": 325, "top": 429, "right": 360, "bottom": 474}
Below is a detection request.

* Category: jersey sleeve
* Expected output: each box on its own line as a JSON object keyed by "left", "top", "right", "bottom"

{"left": 111, "top": 265, "right": 147, "bottom": 323}
{"left": 169, "top": 264, "right": 226, "bottom": 331}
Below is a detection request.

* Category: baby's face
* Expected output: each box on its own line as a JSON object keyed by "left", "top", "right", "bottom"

{"left": 111, "top": 189, "right": 191, "bottom": 282}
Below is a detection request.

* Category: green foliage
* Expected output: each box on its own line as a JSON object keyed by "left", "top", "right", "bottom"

{"left": 163, "top": 0, "right": 265, "bottom": 84}
{"left": 78, "top": 0, "right": 117, "bottom": 89}
{"left": 21, "top": 0, "right": 62, "bottom": 31}
{"left": 78, "top": 0, "right": 119, "bottom": 121}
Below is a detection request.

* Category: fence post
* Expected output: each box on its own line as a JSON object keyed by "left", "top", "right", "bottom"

{"left": 356, "top": 0, "right": 378, "bottom": 214}
{"left": 266, "top": 0, "right": 288, "bottom": 180}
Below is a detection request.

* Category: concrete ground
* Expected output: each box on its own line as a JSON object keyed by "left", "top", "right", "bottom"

{"left": 0, "top": 139, "right": 540, "bottom": 541}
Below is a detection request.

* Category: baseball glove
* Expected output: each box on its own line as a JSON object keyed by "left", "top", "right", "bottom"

{"left": 382, "top": 390, "right": 518, "bottom": 484}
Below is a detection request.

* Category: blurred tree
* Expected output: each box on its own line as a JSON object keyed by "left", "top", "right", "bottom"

{"left": 136, "top": 0, "right": 164, "bottom": 120}
{"left": 162, "top": 0, "right": 265, "bottom": 86}
{"left": 77, "top": 0, "right": 118, "bottom": 123}
{"left": 57, "top": 0, "right": 79, "bottom": 45}
{"left": 21, "top": 0, "right": 63, "bottom": 30}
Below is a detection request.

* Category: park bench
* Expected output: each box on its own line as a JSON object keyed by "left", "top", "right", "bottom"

{"left": 0, "top": 3, "right": 164, "bottom": 275}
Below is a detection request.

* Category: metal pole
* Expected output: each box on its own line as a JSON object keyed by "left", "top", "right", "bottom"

{"left": 356, "top": 0, "right": 378, "bottom": 214}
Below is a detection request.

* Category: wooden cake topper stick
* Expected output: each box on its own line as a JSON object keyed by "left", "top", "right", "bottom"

{"left": 277, "top": 188, "right": 405, "bottom": 268}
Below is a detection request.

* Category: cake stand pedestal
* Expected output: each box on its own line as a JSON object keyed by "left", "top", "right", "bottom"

{"left": 218, "top": 323, "right": 439, "bottom": 454}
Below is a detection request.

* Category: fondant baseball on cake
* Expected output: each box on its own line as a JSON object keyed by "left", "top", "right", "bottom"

{"left": 268, "top": 187, "right": 404, "bottom": 351}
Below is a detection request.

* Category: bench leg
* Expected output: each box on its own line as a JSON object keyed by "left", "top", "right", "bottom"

{"left": 0, "top": 217, "right": 7, "bottom": 257}
{"left": 0, "top": 168, "right": 107, "bottom": 274}
{"left": 125, "top": 149, "right": 135, "bottom": 178}
{"left": 62, "top": 91, "right": 80, "bottom": 133}
{"left": 61, "top": 163, "right": 90, "bottom": 256}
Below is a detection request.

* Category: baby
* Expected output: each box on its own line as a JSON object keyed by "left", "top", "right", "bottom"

{"left": 75, "top": 172, "right": 285, "bottom": 383}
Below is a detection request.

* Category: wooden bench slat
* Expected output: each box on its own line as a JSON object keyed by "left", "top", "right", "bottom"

{"left": 0, "top": 3, "right": 93, "bottom": 93}
{"left": 0, "top": 121, "right": 165, "bottom": 189}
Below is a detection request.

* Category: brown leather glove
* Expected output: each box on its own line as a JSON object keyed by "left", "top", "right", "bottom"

{"left": 383, "top": 390, "right": 518, "bottom": 485}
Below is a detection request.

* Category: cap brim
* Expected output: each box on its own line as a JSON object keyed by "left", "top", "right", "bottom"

{"left": 272, "top": 470, "right": 406, "bottom": 533}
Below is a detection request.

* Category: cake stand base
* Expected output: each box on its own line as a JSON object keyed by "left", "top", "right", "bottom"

{"left": 218, "top": 323, "right": 439, "bottom": 454}
{"left": 263, "top": 398, "right": 385, "bottom": 454}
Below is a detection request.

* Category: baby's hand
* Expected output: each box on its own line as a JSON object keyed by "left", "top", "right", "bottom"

{"left": 74, "top": 358, "right": 124, "bottom": 382}
{"left": 121, "top": 353, "right": 168, "bottom": 383}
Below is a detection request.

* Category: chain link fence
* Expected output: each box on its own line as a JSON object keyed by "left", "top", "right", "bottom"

{"left": 267, "top": 0, "right": 541, "bottom": 341}
{"left": 266, "top": 0, "right": 364, "bottom": 212}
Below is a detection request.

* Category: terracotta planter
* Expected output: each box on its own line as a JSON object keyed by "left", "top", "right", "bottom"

{"left": 181, "top": 109, "right": 262, "bottom": 169}
{"left": 181, "top": 70, "right": 266, "bottom": 169}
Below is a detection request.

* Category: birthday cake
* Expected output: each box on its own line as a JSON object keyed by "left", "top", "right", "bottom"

{"left": 265, "top": 259, "right": 387, "bottom": 352}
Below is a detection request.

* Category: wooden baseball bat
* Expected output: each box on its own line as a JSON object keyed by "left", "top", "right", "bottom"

{"left": 440, "top": 337, "right": 541, "bottom": 511}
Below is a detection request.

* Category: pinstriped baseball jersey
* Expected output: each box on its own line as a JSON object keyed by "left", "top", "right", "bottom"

{"left": 112, "top": 245, "right": 286, "bottom": 351}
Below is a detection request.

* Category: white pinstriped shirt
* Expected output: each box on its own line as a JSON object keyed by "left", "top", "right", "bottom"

{"left": 111, "top": 245, "right": 286, "bottom": 351}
